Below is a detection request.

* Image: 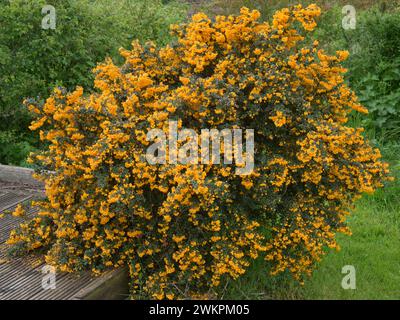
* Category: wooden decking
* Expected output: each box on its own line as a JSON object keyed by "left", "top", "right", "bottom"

{"left": 0, "top": 168, "right": 129, "bottom": 300}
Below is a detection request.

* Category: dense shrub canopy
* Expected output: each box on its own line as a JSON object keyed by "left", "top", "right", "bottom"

{"left": 5, "top": 4, "right": 390, "bottom": 299}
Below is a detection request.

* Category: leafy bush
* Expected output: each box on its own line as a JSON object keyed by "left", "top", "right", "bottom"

{"left": 0, "top": 131, "right": 36, "bottom": 166}
{"left": 308, "top": 5, "right": 400, "bottom": 140}
{"left": 0, "top": 0, "right": 187, "bottom": 165}
{"left": 348, "top": 10, "right": 400, "bottom": 139}
{"left": 3, "top": 5, "right": 391, "bottom": 299}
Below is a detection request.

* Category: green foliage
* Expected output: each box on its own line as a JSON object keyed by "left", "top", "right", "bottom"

{"left": 312, "top": 5, "right": 400, "bottom": 141}
{"left": 356, "top": 61, "right": 400, "bottom": 139}
{"left": 350, "top": 11, "right": 400, "bottom": 139}
{"left": 0, "top": 131, "right": 36, "bottom": 166}
{"left": 0, "top": 0, "right": 187, "bottom": 165}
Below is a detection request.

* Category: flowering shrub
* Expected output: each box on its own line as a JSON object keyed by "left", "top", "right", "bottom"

{"left": 4, "top": 4, "right": 391, "bottom": 299}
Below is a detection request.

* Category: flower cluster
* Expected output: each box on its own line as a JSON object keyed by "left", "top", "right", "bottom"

{"left": 4, "top": 4, "right": 390, "bottom": 298}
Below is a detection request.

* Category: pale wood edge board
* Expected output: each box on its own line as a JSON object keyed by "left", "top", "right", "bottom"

{"left": 71, "top": 267, "right": 130, "bottom": 300}
{"left": 0, "top": 164, "right": 43, "bottom": 187}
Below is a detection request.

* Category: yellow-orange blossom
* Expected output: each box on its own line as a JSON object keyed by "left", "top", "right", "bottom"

{"left": 4, "top": 4, "right": 391, "bottom": 299}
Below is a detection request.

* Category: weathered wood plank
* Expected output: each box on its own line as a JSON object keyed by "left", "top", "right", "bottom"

{"left": 0, "top": 164, "right": 42, "bottom": 187}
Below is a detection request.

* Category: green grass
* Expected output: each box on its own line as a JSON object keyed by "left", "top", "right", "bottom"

{"left": 301, "top": 199, "right": 400, "bottom": 299}
{"left": 224, "top": 143, "right": 400, "bottom": 300}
